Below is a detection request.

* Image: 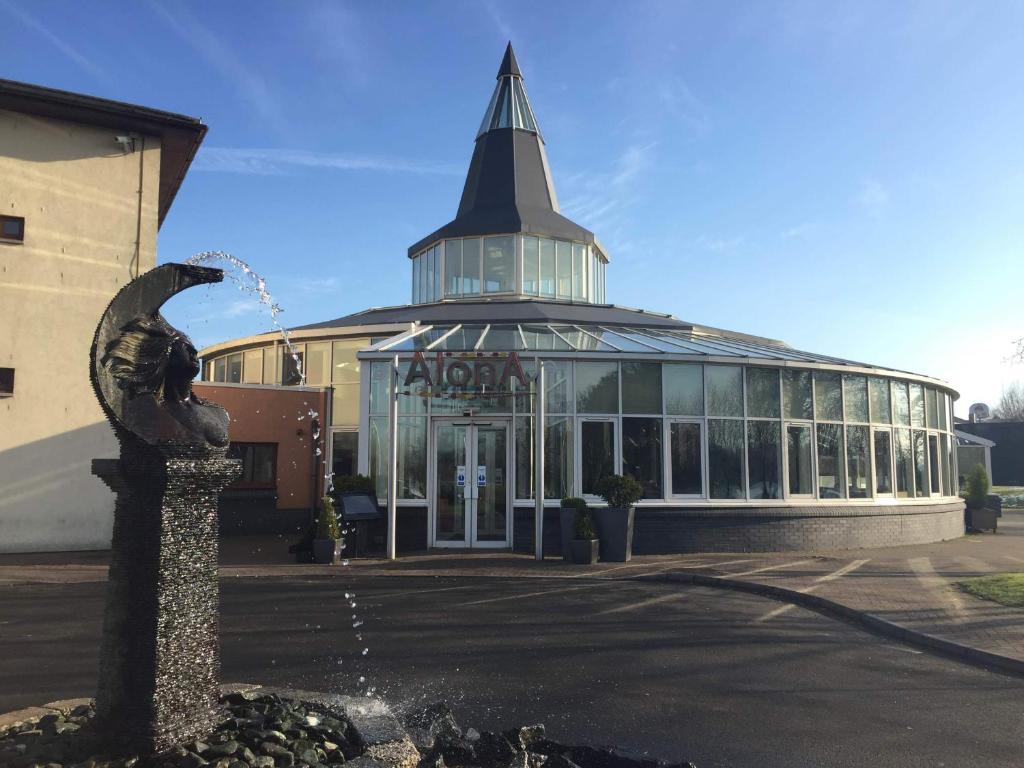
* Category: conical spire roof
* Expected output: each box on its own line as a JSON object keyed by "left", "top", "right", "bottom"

{"left": 409, "top": 43, "right": 597, "bottom": 257}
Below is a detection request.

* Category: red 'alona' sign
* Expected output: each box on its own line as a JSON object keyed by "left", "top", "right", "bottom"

{"left": 404, "top": 351, "right": 529, "bottom": 389}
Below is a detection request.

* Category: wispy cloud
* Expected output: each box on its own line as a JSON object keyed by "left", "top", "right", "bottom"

{"left": 657, "top": 77, "right": 712, "bottom": 137}
{"left": 857, "top": 179, "right": 890, "bottom": 216}
{"left": 193, "top": 147, "right": 462, "bottom": 176}
{"left": 145, "top": 0, "right": 289, "bottom": 137}
{"left": 695, "top": 234, "right": 745, "bottom": 252}
{"left": 560, "top": 142, "right": 657, "bottom": 227}
{"left": 0, "top": 0, "right": 108, "bottom": 81}
{"left": 782, "top": 222, "right": 819, "bottom": 239}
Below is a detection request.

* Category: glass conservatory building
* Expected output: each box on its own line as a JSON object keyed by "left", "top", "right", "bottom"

{"left": 200, "top": 44, "right": 963, "bottom": 553}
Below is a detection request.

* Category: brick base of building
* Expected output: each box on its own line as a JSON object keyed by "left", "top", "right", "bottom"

{"left": 513, "top": 501, "right": 965, "bottom": 555}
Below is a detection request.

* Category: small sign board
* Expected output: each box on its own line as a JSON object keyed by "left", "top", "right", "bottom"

{"left": 477, "top": 465, "right": 487, "bottom": 486}
{"left": 456, "top": 465, "right": 466, "bottom": 487}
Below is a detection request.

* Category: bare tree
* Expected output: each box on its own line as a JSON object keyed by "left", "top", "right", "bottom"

{"left": 993, "top": 381, "right": 1024, "bottom": 421}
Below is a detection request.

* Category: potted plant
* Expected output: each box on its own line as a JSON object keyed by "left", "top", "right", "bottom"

{"left": 560, "top": 497, "right": 589, "bottom": 561}
{"left": 569, "top": 506, "right": 599, "bottom": 565}
{"left": 964, "top": 464, "right": 997, "bottom": 532}
{"left": 594, "top": 474, "right": 643, "bottom": 562}
{"left": 312, "top": 494, "right": 341, "bottom": 564}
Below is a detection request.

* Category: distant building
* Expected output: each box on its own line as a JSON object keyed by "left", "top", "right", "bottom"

{"left": 0, "top": 79, "right": 205, "bottom": 552}
{"left": 955, "top": 430, "right": 994, "bottom": 483}
{"left": 199, "top": 45, "right": 965, "bottom": 554}
{"left": 956, "top": 420, "right": 1024, "bottom": 486}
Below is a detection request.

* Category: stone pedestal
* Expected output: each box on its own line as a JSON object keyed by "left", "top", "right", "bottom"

{"left": 92, "top": 445, "right": 240, "bottom": 752}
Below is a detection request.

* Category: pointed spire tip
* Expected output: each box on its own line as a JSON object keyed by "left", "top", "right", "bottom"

{"left": 498, "top": 41, "right": 522, "bottom": 79}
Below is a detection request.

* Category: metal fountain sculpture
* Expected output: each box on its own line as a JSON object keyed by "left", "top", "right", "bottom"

{"left": 89, "top": 263, "right": 241, "bottom": 753}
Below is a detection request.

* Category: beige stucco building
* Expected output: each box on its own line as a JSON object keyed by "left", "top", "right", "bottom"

{"left": 0, "top": 79, "right": 206, "bottom": 552}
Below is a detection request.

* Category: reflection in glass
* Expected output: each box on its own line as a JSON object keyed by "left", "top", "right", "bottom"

{"left": 434, "top": 422, "right": 467, "bottom": 541}
{"left": 787, "top": 424, "right": 813, "bottom": 495}
{"left": 938, "top": 392, "right": 948, "bottom": 430}
{"left": 843, "top": 375, "right": 869, "bottom": 423}
{"left": 331, "top": 430, "right": 358, "bottom": 481}
{"left": 575, "top": 361, "right": 618, "bottom": 413}
{"left": 894, "top": 428, "right": 913, "bottom": 497}
{"left": 913, "top": 429, "right": 928, "bottom": 497}
{"left": 243, "top": 349, "right": 262, "bottom": 384}
{"left": 304, "top": 342, "right": 329, "bottom": 386}
{"left": 397, "top": 417, "right": 427, "bottom": 499}
{"left": 814, "top": 372, "right": 842, "bottom": 421}
{"left": 540, "top": 239, "right": 556, "bottom": 297}
{"left": 926, "top": 387, "right": 939, "bottom": 428}
{"left": 928, "top": 434, "right": 941, "bottom": 495}
{"left": 746, "top": 367, "right": 780, "bottom": 418}
{"left": 909, "top": 383, "right": 925, "bottom": 427}
{"left": 483, "top": 235, "right": 514, "bottom": 293}
{"left": 941, "top": 433, "right": 952, "bottom": 495}
{"left": 433, "top": 244, "right": 441, "bottom": 299}
{"left": 556, "top": 240, "right": 571, "bottom": 298}
{"left": 670, "top": 422, "right": 702, "bottom": 495}
{"left": 262, "top": 347, "right": 277, "bottom": 385}
{"left": 475, "top": 425, "right": 507, "bottom": 541}
{"left": 369, "top": 416, "right": 388, "bottom": 500}
{"left": 463, "top": 237, "right": 481, "bottom": 294}
{"left": 581, "top": 420, "right": 615, "bottom": 496}
{"left": 892, "top": 381, "right": 911, "bottom": 426}
{"left": 622, "top": 361, "right": 662, "bottom": 414}
{"left": 747, "top": 421, "right": 782, "bottom": 499}
{"left": 816, "top": 424, "right": 845, "bottom": 498}
{"left": 706, "top": 365, "right": 743, "bottom": 417}
{"left": 708, "top": 419, "right": 745, "bottom": 499}
{"left": 227, "top": 353, "right": 242, "bottom": 383}
{"left": 665, "top": 363, "right": 704, "bottom": 415}
{"left": 846, "top": 425, "right": 870, "bottom": 498}
{"left": 572, "top": 243, "right": 586, "bottom": 300}
{"left": 622, "top": 418, "right": 662, "bottom": 498}
{"left": 783, "top": 370, "right": 813, "bottom": 420}
{"left": 522, "top": 236, "right": 539, "bottom": 296}
{"left": 445, "top": 239, "right": 462, "bottom": 296}
{"left": 874, "top": 429, "right": 893, "bottom": 494}
{"left": 869, "top": 377, "right": 891, "bottom": 424}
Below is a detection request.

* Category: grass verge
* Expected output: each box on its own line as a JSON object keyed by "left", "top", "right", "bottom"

{"left": 961, "top": 573, "right": 1024, "bottom": 608}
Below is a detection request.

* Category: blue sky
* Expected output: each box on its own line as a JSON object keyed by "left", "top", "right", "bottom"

{"left": 3, "top": 1, "right": 1022, "bottom": 413}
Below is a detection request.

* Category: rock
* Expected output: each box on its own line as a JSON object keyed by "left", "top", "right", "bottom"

{"left": 192, "top": 741, "right": 212, "bottom": 755}
{"left": 181, "top": 752, "right": 210, "bottom": 768}
{"left": 474, "top": 733, "right": 515, "bottom": 765}
{"left": 405, "top": 704, "right": 461, "bottom": 742}
{"left": 240, "top": 746, "right": 258, "bottom": 763}
{"left": 297, "top": 747, "right": 320, "bottom": 764}
{"left": 418, "top": 753, "right": 445, "bottom": 768}
{"left": 250, "top": 757, "right": 276, "bottom": 768}
{"left": 464, "top": 729, "right": 480, "bottom": 743}
{"left": 260, "top": 742, "right": 293, "bottom": 759}
{"left": 541, "top": 755, "right": 581, "bottom": 768}
{"left": 260, "top": 731, "right": 289, "bottom": 745}
{"left": 406, "top": 727, "right": 435, "bottom": 752}
{"left": 38, "top": 714, "right": 63, "bottom": 727}
{"left": 503, "top": 727, "right": 545, "bottom": 752}
{"left": 204, "top": 741, "right": 240, "bottom": 758}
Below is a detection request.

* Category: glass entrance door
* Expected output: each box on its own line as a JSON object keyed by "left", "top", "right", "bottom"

{"left": 433, "top": 421, "right": 509, "bottom": 548}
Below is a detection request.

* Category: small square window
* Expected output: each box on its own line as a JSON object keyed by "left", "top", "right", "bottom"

{"left": 0, "top": 216, "right": 24, "bottom": 243}
{"left": 0, "top": 368, "right": 13, "bottom": 397}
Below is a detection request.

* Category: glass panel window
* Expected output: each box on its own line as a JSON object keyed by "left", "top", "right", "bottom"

{"left": 909, "top": 383, "right": 925, "bottom": 427}
{"left": 869, "top": 377, "right": 891, "bottom": 424}
{"left": 228, "top": 443, "right": 277, "bottom": 489}
{"left": 398, "top": 417, "right": 427, "bottom": 499}
{"left": 331, "top": 338, "right": 365, "bottom": 426}
{"left": 281, "top": 348, "right": 304, "bottom": 386}
{"left": 928, "top": 434, "right": 941, "bottom": 494}
{"left": 622, "top": 361, "right": 662, "bottom": 414}
{"left": 304, "top": 342, "right": 330, "bottom": 386}
{"left": 539, "top": 238, "right": 556, "bottom": 297}
{"left": 925, "top": 388, "right": 939, "bottom": 428}
{"left": 843, "top": 375, "right": 869, "bottom": 423}
{"left": 555, "top": 241, "right": 572, "bottom": 299}
{"left": 816, "top": 424, "right": 845, "bottom": 498}
{"left": 581, "top": 420, "right": 615, "bottom": 496}
{"left": 670, "top": 422, "right": 702, "bottom": 496}
{"left": 622, "top": 418, "right": 663, "bottom": 498}
{"left": 665, "top": 363, "right": 703, "bottom": 415}
{"left": 940, "top": 434, "right": 952, "bottom": 495}
{"left": 937, "top": 392, "right": 948, "bottom": 430}
{"left": 514, "top": 416, "right": 572, "bottom": 500}
{"left": 263, "top": 347, "right": 278, "bottom": 385}
{"left": 572, "top": 243, "right": 586, "bottom": 300}
{"left": 746, "top": 367, "right": 780, "bottom": 418}
{"left": 894, "top": 428, "right": 913, "bottom": 497}
{"left": 483, "top": 235, "right": 514, "bottom": 293}
{"left": 445, "top": 239, "right": 462, "bottom": 297}
{"left": 814, "top": 371, "right": 842, "bottom": 421}
{"left": 846, "top": 425, "right": 871, "bottom": 498}
{"left": 522, "top": 236, "right": 539, "bottom": 296}
{"left": 369, "top": 416, "right": 388, "bottom": 500}
{"left": 433, "top": 244, "right": 441, "bottom": 299}
{"left": 706, "top": 365, "right": 743, "bottom": 417}
{"left": 783, "top": 370, "right": 813, "bottom": 420}
{"left": 242, "top": 349, "right": 262, "bottom": 384}
{"left": 786, "top": 424, "right": 813, "bottom": 495}
{"left": 330, "top": 431, "right": 358, "bottom": 483}
{"left": 226, "top": 353, "right": 243, "bottom": 383}
{"left": 214, "top": 357, "right": 227, "bottom": 382}
{"left": 369, "top": 360, "right": 391, "bottom": 415}
{"left": 747, "top": 421, "right": 782, "bottom": 500}
{"left": 463, "top": 237, "right": 481, "bottom": 294}
{"left": 708, "top": 419, "right": 745, "bottom": 499}
{"left": 913, "top": 429, "right": 928, "bottom": 497}
{"left": 575, "top": 361, "right": 618, "bottom": 413}
{"left": 412, "top": 256, "right": 420, "bottom": 303}
{"left": 874, "top": 429, "right": 893, "bottom": 494}
{"left": 420, "top": 252, "right": 428, "bottom": 302}
{"left": 892, "top": 381, "right": 911, "bottom": 426}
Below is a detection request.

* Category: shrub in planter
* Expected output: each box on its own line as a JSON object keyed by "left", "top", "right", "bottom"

{"left": 313, "top": 494, "right": 341, "bottom": 564}
{"left": 559, "top": 497, "right": 589, "bottom": 561}
{"left": 593, "top": 475, "right": 643, "bottom": 562}
{"left": 570, "top": 506, "right": 599, "bottom": 564}
{"left": 965, "top": 465, "right": 990, "bottom": 511}
{"left": 333, "top": 474, "right": 376, "bottom": 495}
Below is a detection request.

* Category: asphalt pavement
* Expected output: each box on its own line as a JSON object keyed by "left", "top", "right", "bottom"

{"left": 2, "top": 575, "right": 1022, "bottom": 767}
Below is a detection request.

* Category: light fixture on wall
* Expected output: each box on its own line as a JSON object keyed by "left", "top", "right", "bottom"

{"left": 114, "top": 134, "right": 137, "bottom": 153}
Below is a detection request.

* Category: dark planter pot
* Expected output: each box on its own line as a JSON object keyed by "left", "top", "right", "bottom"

{"left": 593, "top": 506, "right": 635, "bottom": 562}
{"left": 559, "top": 507, "right": 576, "bottom": 561}
{"left": 312, "top": 538, "right": 340, "bottom": 564}
{"left": 570, "top": 539, "right": 599, "bottom": 565}
{"left": 966, "top": 507, "right": 998, "bottom": 533}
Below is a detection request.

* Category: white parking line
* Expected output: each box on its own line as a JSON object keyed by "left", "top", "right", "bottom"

{"left": 454, "top": 582, "right": 608, "bottom": 606}
{"left": 753, "top": 559, "right": 870, "bottom": 622}
{"left": 721, "top": 559, "right": 817, "bottom": 579}
{"left": 371, "top": 584, "right": 475, "bottom": 599}
{"left": 594, "top": 592, "right": 687, "bottom": 616}
{"left": 567, "top": 559, "right": 702, "bottom": 579}
{"left": 1005, "top": 555, "right": 1024, "bottom": 565}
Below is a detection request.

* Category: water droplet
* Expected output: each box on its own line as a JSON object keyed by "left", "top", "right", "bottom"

{"left": 359, "top": 676, "right": 366, "bottom": 683}
{"left": 362, "top": 648, "right": 368, "bottom": 655}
